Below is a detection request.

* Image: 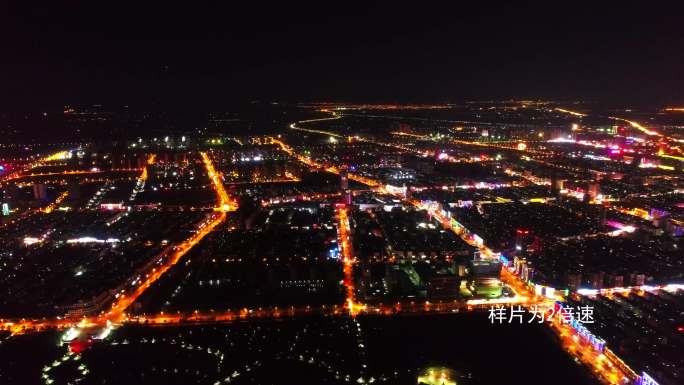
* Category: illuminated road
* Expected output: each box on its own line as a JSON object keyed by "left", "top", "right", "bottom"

{"left": 550, "top": 315, "right": 635, "bottom": 384}
{"left": 3, "top": 168, "right": 142, "bottom": 183}
{"left": 105, "top": 151, "right": 235, "bottom": 321}
{"left": 0, "top": 143, "right": 533, "bottom": 335}
{"left": 104, "top": 214, "right": 227, "bottom": 322}
{"left": 0, "top": 134, "right": 645, "bottom": 384}
{"left": 288, "top": 109, "right": 343, "bottom": 137}
{"left": 608, "top": 116, "right": 660, "bottom": 136}
{"left": 124, "top": 301, "right": 466, "bottom": 326}
{"left": 200, "top": 151, "right": 238, "bottom": 212}
{"left": 40, "top": 191, "right": 69, "bottom": 214}
{"left": 270, "top": 137, "right": 381, "bottom": 187}
{"left": 1, "top": 150, "right": 235, "bottom": 333}
{"left": 335, "top": 205, "right": 365, "bottom": 316}
{"left": 280, "top": 114, "right": 639, "bottom": 385}
{"left": 0, "top": 150, "right": 70, "bottom": 183}
{"left": 260, "top": 192, "right": 342, "bottom": 207}
{"left": 554, "top": 107, "right": 587, "bottom": 117}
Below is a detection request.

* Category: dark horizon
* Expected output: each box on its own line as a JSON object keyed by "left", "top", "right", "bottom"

{"left": 2, "top": 1, "right": 684, "bottom": 110}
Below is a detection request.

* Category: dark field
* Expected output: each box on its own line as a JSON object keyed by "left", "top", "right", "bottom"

{"left": 0, "top": 313, "right": 599, "bottom": 385}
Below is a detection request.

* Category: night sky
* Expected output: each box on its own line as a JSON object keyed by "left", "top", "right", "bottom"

{"left": 2, "top": 1, "right": 683, "bottom": 109}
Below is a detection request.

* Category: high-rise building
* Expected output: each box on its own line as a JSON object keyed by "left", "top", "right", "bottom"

{"left": 606, "top": 274, "right": 624, "bottom": 288}
{"left": 629, "top": 273, "right": 645, "bottom": 286}
{"left": 551, "top": 174, "right": 565, "bottom": 196}
{"left": 426, "top": 274, "right": 461, "bottom": 299}
{"left": 566, "top": 273, "right": 582, "bottom": 290}
{"left": 342, "top": 190, "right": 352, "bottom": 205}
{"left": 468, "top": 260, "right": 503, "bottom": 298}
{"left": 340, "top": 170, "right": 348, "bottom": 190}
{"left": 33, "top": 183, "right": 48, "bottom": 201}
{"left": 68, "top": 180, "right": 81, "bottom": 201}
{"left": 650, "top": 208, "right": 669, "bottom": 228}
{"left": 587, "top": 182, "right": 601, "bottom": 200}
{"left": 515, "top": 229, "right": 533, "bottom": 257}
{"left": 589, "top": 272, "right": 605, "bottom": 289}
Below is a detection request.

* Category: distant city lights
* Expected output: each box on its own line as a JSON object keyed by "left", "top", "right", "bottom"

{"left": 23, "top": 237, "right": 43, "bottom": 245}
{"left": 66, "top": 237, "right": 120, "bottom": 244}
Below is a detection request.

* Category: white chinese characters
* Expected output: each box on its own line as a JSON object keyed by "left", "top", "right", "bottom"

{"left": 488, "top": 304, "right": 595, "bottom": 324}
